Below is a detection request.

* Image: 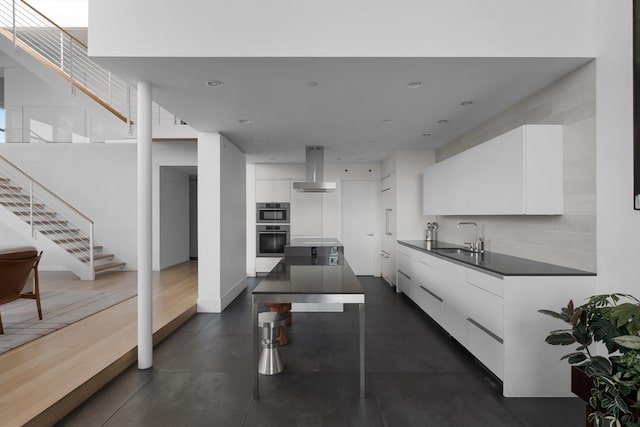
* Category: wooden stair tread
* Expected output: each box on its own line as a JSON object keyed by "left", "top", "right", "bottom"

{"left": 53, "top": 237, "right": 90, "bottom": 244}
{"left": 0, "top": 201, "right": 46, "bottom": 208}
{"left": 15, "top": 211, "right": 57, "bottom": 216}
{"left": 94, "top": 262, "right": 126, "bottom": 273}
{"left": 0, "top": 193, "right": 29, "bottom": 198}
{"left": 28, "top": 220, "right": 68, "bottom": 225}
{"left": 40, "top": 229, "right": 80, "bottom": 235}
{"left": 80, "top": 253, "right": 114, "bottom": 262}
{"left": 66, "top": 246, "right": 103, "bottom": 254}
{"left": 0, "top": 185, "right": 21, "bottom": 191}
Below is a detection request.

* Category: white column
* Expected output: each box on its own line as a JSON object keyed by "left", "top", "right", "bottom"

{"left": 137, "top": 81, "right": 153, "bottom": 368}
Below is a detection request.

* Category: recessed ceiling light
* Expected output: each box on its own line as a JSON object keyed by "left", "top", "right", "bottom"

{"left": 308, "top": 81, "right": 319, "bottom": 87}
{"left": 382, "top": 119, "right": 393, "bottom": 124}
{"left": 269, "top": 157, "right": 276, "bottom": 161}
{"left": 238, "top": 119, "right": 251, "bottom": 125}
{"left": 408, "top": 81, "right": 423, "bottom": 88}
{"left": 206, "top": 80, "right": 224, "bottom": 87}
{"left": 461, "top": 101, "right": 474, "bottom": 106}
{"left": 255, "top": 140, "right": 266, "bottom": 145}
{"left": 423, "top": 133, "right": 431, "bottom": 137}
{"left": 438, "top": 119, "right": 448, "bottom": 124}
{"left": 336, "top": 157, "right": 342, "bottom": 161}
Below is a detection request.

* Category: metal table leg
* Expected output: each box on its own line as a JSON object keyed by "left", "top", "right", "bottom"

{"left": 252, "top": 297, "right": 259, "bottom": 398}
{"left": 359, "top": 302, "right": 365, "bottom": 398}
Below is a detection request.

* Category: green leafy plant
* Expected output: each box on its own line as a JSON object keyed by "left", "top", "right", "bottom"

{"left": 539, "top": 294, "right": 640, "bottom": 427}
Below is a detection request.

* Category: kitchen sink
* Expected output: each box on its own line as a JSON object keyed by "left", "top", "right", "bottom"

{"left": 434, "top": 247, "right": 474, "bottom": 255}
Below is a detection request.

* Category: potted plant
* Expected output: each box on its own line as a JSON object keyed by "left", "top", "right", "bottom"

{"left": 539, "top": 294, "right": 640, "bottom": 427}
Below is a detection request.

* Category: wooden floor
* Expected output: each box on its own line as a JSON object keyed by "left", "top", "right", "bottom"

{"left": 0, "top": 261, "right": 198, "bottom": 427}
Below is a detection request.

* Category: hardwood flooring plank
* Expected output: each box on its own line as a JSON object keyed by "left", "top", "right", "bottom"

{"left": 0, "top": 261, "right": 198, "bottom": 427}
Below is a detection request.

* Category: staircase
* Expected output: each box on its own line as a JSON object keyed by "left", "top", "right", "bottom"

{"left": 0, "top": 155, "right": 125, "bottom": 280}
{"left": 0, "top": 0, "right": 133, "bottom": 125}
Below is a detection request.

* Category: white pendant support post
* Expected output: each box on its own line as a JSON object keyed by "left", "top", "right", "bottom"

{"left": 137, "top": 81, "right": 153, "bottom": 369}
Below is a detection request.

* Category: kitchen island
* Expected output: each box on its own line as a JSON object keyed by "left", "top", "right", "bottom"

{"left": 251, "top": 254, "right": 365, "bottom": 398}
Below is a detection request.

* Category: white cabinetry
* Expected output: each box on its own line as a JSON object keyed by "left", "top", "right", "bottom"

{"left": 396, "top": 243, "right": 595, "bottom": 397}
{"left": 380, "top": 173, "right": 396, "bottom": 285}
{"left": 255, "top": 179, "right": 291, "bottom": 203}
{"left": 423, "top": 125, "right": 563, "bottom": 215}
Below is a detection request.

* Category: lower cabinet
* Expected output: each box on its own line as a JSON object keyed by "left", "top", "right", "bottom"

{"left": 413, "top": 283, "right": 443, "bottom": 325}
{"left": 467, "top": 317, "right": 504, "bottom": 380}
{"left": 396, "top": 243, "right": 596, "bottom": 397}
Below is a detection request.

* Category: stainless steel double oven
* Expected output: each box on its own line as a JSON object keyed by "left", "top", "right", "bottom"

{"left": 256, "top": 203, "right": 290, "bottom": 257}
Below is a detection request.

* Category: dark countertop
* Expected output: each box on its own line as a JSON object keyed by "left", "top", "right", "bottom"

{"left": 252, "top": 256, "right": 364, "bottom": 295}
{"left": 398, "top": 240, "right": 596, "bottom": 277}
{"left": 287, "top": 237, "right": 343, "bottom": 247}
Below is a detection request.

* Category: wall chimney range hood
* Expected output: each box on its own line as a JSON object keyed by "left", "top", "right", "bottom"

{"left": 292, "top": 146, "right": 337, "bottom": 192}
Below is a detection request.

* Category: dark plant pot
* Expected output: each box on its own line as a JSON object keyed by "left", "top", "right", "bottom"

{"left": 571, "top": 366, "right": 640, "bottom": 426}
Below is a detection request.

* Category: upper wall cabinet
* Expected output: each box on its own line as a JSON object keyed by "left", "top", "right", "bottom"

{"left": 255, "top": 179, "right": 291, "bottom": 203}
{"left": 423, "top": 125, "right": 563, "bottom": 215}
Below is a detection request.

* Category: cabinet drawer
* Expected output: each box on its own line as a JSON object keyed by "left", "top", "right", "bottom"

{"left": 467, "top": 268, "right": 503, "bottom": 297}
{"left": 397, "top": 269, "right": 412, "bottom": 296}
{"left": 397, "top": 248, "right": 412, "bottom": 275}
{"left": 414, "top": 283, "right": 443, "bottom": 324}
{"left": 466, "top": 282, "right": 504, "bottom": 339}
{"left": 467, "top": 318, "right": 504, "bottom": 380}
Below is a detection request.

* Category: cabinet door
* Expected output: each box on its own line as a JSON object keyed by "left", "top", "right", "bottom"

{"left": 256, "top": 179, "right": 291, "bottom": 203}
{"left": 422, "top": 124, "right": 562, "bottom": 215}
{"left": 397, "top": 268, "right": 412, "bottom": 296}
{"left": 467, "top": 318, "right": 504, "bottom": 380}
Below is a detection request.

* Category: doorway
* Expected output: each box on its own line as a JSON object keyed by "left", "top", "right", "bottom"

{"left": 341, "top": 179, "right": 377, "bottom": 275}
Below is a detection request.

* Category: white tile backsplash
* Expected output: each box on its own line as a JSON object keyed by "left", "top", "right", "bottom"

{"left": 434, "top": 61, "right": 596, "bottom": 272}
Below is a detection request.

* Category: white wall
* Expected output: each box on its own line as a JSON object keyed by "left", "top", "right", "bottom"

{"left": 89, "top": 0, "right": 594, "bottom": 58}
{"left": 158, "top": 166, "right": 190, "bottom": 269}
{"left": 152, "top": 141, "right": 198, "bottom": 270}
{"left": 197, "top": 133, "right": 246, "bottom": 312}
{"left": 595, "top": 0, "right": 639, "bottom": 295}
{"left": 433, "top": 62, "right": 597, "bottom": 272}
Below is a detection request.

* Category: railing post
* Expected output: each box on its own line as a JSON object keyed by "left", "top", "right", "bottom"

{"left": 127, "top": 85, "right": 132, "bottom": 135}
{"left": 12, "top": 0, "right": 16, "bottom": 51}
{"left": 29, "top": 181, "right": 34, "bottom": 238}
{"left": 69, "top": 37, "right": 74, "bottom": 95}
{"left": 59, "top": 33, "right": 64, "bottom": 70}
{"left": 89, "top": 222, "right": 94, "bottom": 279}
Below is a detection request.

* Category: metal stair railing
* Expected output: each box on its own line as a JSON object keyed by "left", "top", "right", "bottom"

{"left": 0, "top": 0, "right": 133, "bottom": 126}
{"left": 0, "top": 154, "right": 94, "bottom": 277}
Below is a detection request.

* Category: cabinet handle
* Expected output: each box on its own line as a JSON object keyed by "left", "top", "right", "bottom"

{"left": 467, "top": 317, "right": 503, "bottom": 344}
{"left": 380, "top": 187, "right": 391, "bottom": 193}
{"left": 380, "top": 252, "right": 389, "bottom": 259}
{"left": 397, "top": 269, "right": 411, "bottom": 280}
{"left": 419, "top": 285, "right": 443, "bottom": 302}
{"left": 381, "top": 249, "right": 390, "bottom": 256}
{"left": 385, "top": 208, "right": 393, "bottom": 236}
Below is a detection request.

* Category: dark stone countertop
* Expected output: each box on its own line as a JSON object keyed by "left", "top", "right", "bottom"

{"left": 398, "top": 240, "right": 596, "bottom": 277}
{"left": 252, "top": 256, "right": 364, "bottom": 295}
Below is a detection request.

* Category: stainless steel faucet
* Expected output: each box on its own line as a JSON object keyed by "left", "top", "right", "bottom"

{"left": 457, "top": 222, "right": 484, "bottom": 253}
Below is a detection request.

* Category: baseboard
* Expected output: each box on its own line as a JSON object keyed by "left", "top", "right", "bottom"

{"left": 221, "top": 278, "right": 247, "bottom": 310}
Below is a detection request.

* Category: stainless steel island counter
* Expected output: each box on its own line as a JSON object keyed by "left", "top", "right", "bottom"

{"left": 251, "top": 256, "right": 366, "bottom": 398}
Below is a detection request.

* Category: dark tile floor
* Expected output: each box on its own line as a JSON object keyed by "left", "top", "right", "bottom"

{"left": 58, "top": 276, "right": 585, "bottom": 427}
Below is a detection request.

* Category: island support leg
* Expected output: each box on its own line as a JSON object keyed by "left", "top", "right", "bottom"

{"left": 359, "top": 302, "right": 365, "bottom": 398}
{"left": 252, "top": 297, "right": 259, "bottom": 398}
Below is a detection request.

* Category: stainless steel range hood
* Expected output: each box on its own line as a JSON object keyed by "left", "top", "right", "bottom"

{"left": 292, "top": 146, "right": 337, "bottom": 192}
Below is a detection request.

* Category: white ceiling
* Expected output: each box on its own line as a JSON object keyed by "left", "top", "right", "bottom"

{"left": 95, "top": 56, "right": 590, "bottom": 163}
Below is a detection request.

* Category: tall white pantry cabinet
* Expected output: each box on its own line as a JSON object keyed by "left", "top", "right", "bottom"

{"left": 379, "top": 150, "right": 435, "bottom": 285}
